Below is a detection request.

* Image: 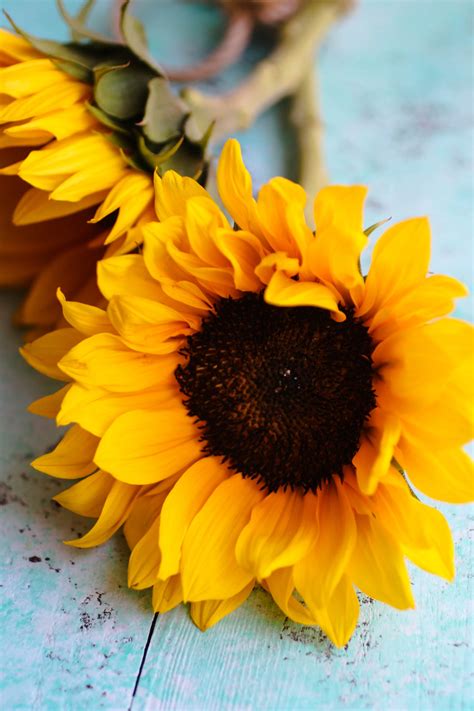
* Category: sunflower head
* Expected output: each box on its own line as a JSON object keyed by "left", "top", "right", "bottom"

{"left": 22, "top": 139, "right": 473, "bottom": 647}
{"left": 5, "top": 1, "right": 211, "bottom": 177}
{"left": 0, "top": 3, "right": 212, "bottom": 334}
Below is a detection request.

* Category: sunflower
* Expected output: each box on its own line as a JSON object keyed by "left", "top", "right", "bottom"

{"left": 0, "top": 16, "right": 209, "bottom": 336}
{"left": 22, "top": 139, "right": 473, "bottom": 647}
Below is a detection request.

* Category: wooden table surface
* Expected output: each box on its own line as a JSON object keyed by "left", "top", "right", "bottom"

{"left": 1, "top": 1, "right": 472, "bottom": 709}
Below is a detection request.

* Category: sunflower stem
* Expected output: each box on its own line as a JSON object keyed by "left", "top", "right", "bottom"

{"left": 290, "top": 65, "right": 328, "bottom": 226}
{"left": 181, "top": 0, "right": 352, "bottom": 141}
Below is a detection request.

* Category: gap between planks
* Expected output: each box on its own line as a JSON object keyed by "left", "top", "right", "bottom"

{"left": 129, "top": 613, "right": 159, "bottom": 709}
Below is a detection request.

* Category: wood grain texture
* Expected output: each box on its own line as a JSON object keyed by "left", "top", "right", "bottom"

{"left": 0, "top": 295, "right": 155, "bottom": 710}
{"left": 0, "top": 1, "right": 473, "bottom": 709}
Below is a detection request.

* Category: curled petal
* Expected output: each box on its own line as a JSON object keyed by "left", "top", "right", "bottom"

{"left": 353, "top": 409, "right": 401, "bottom": 495}
{"left": 264, "top": 270, "right": 344, "bottom": 319}
{"left": 53, "top": 470, "right": 114, "bottom": 518}
{"left": 190, "top": 582, "right": 254, "bottom": 631}
{"left": 20, "top": 328, "right": 83, "bottom": 381}
{"left": 32, "top": 424, "right": 98, "bottom": 479}
{"left": 65, "top": 479, "right": 139, "bottom": 548}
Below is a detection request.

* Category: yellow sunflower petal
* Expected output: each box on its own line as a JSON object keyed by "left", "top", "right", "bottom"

{"left": 17, "top": 133, "right": 118, "bottom": 193}
{"left": 348, "top": 514, "right": 415, "bottom": 610}
{"left": 185, "top": 196, "right": 230, "bottom": 266}
{"left": 0, "top": 81, "right": 89, "bottom": 123}
{"left": 265, "top": 567, "right": 317, "bottom": 626}
{"left": 58, "top": 333, "right": 179, "bottom": 392}
{"left": 375, "top": 319, "right": 474, "bottom": 415}
{"left": 57, "top": 383, "right": 179, "bottom": 438}
{"left": 158, "top": 457, "right": 230, "bottom": 580}
{"left": 154, "top": 170, "right": 208, "bottom": 221}
{"left": 128, "top": 514, "right": 162, "bottom": 590}
{"left": 190, "top": 582, "right": 254, "bottom": 631}
{"left": 97, "top": 254, "right": 165, "bottom": 301}
{"left": 181, "top": 475, "right": 265, "bottom": 601}
{"left": 50, "top": 158, "right": 128, "bottom": 203}
{"left": 0, "top": 29, "right": 42, "bottom": 62}
{"left": 257, "top": 177, "right": 307, "bottom": 254}
{"left": 424, "top": 318, "right": 474, "bottom": 363}
{"left": 398, "top": 441, "right": 473, "bottom": 504}
{"left": 315, "top": 575, "right": 360, "bottom": 649}
{"left": 28, "top": 384, "right": 71, "bottom": 419}
{"left": 91, "top": 172, "right": 152, "bottom": 223}
{"left": 0, "top": 132, "right": 46, "bottom": 149}
{"left": 65, "top": 480, "right": 139, "bottom": 548}
{"left": 17, "top": 240, "right": 103, "bottom": 328}
{"left": 254, "top": 252, "right": 300, "bottom": 285}
{"left": 216, "top": 138, "right": 262, "bottom": 236}
{"left": 264, "top": 270, "right": 344, "bottom": 319}
{"left": 314, "top": 185, "right": 368, "bottom": 234}
{"left": 20, "top": 328, "right": 83, "bottom": 381}
{"left": 32, "top": 424, "right": 98, "bottom": 479}
{"left": 374, "top": 473, "right": 454, "bottom": 580}
{"left": 57, "top": 288, "right": 114, "bottom": 337}
{"left": 399, "top": 389, "right": 473, "bottom": 450}
{"left": 53, "top": 470, "right": 114, "bottom": 518}
{"left": 166, "top": 239, "right": 237, "bottom": 299}
{"left": 307, "top": 225, "right": 367, "bottom": 307}
{"left": 360, "top": 217, "right": 431, "bottom": 316}
{"left": 293, "top": 479, "right": 356, "bottom": 609}
{"left": 13, "top": 186, "right": 108, "bottom": 225}
{"left": 107, "top": 294, "right": 197, "bottom": 354}
{"left": 353, "top": 409, "right": 401, "bottom": 495}
{"left": 0, "top": 58, "right": 72, "bottom": 99}
{"left": 235, "top": 488, "right": 318, "bottom": 580}
{"left": 152, "top": 575, "right": 183, "bottom": 613}
{"left": 124, "top": 488, "right": 169, "bottom": 550}
{"left": 94, "top": 408, "right": 202, "bottom": 485}
{"left": 5, "top": 104, "right": 97, "bottom": 142}
{"left": 213, "top": 229, "right": 266, "bottom": 291}
{"left": 367, "top": 274, "right": 468, "bottom": 341}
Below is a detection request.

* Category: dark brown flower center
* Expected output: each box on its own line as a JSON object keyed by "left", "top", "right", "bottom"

{"left": 175, "top": 291, "right": 376, "bottom": 492}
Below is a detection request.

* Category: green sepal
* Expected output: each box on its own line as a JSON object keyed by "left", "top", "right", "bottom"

{"left": 98, "top": 128, "right": 135, "bottom": 153}
{"left": 137, "top": 133, "right": 185, "bottom": 170}
{"left": 51, "top": 58, "right": 91, "bottom": 82}
{"left": 184, "top": 113, "right": 215, "bottom": 149}
{"left": 56, "top": 0, "right": 116, "bottom": 45}
{"left": 158, "top": 138, "right": 207, "bottom": 180}
{"left": 3, "top": 11, "right": 129, "bottom": 82}
{"left": 94, "top": 63, "right": 155, "bottom": 120}
{"left": 86, "top": 102, "right": 130, "bottom": 134}
{"left": 75, "top": 0, "right": 96, "bottom": 24}
{"left": 364, "top": 217, "right": 391, "bottom": 237}
{"left": 118, "top": 147, "right": 148, "bottom": 173}
{"left": 141, "top": 78, "right": 187, "bottom": 144}
{"left": 120, "top": 0, "right": 165, "bottom": 75}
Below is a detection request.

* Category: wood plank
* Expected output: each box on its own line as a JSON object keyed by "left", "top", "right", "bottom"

{"left": 0, "top": 294, "right": 155, "bottom": 709}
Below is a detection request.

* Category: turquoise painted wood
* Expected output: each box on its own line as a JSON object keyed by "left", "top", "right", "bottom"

{"left": 1, "top": 1, "right": 473, "bottom": 709}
